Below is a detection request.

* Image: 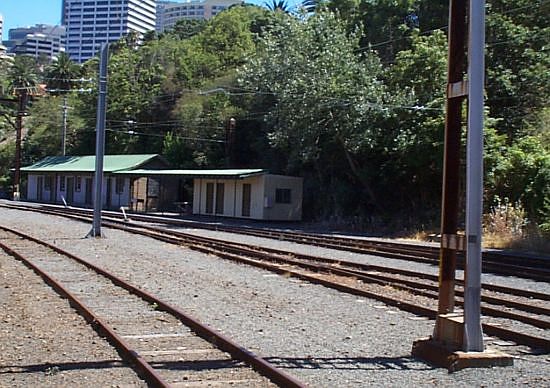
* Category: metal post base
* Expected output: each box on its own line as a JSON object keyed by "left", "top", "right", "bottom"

{"left": 413, "top": 313, "right": 513, "bottom": 372}
{"left": 412, "top": 337, "right": 513, "bottom": 372}
{"left": 85, "top": 228, "right": 105, "bottom": 238}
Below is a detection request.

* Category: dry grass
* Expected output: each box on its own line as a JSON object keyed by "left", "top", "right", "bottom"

{"left": 480, "top": 198, "right": 550, "bottom": 253}
{"left": 484, "top": 227, "right": 550, "bottom": 254}
{"left": 404, "top": 199, "right": 549, "bottom": 254}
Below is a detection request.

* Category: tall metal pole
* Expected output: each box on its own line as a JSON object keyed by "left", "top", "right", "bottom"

{"left": 62, "top": 95, "right": 68, "bottom": 156}
{"left": 437, "top": 0, "right": 468, "bottom": 316}
{"left": 87, "top": 43, "right": 109, "bottom": 238}
{"left": 464, "top": 0, "right": 485, "bottom": 352}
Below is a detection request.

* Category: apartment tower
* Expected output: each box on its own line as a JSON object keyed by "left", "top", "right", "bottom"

{"left": 62, "top": 0, "right": 156, "bottom": 63}
{"left": 156, "top": 0, "right": 242, "bottom": 33}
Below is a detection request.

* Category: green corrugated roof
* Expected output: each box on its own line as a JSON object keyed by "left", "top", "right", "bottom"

{"left": 21, "top": 154, "right": 160, "bottom": 173}
{"left": 115, "top": 169, "right": 267, "bottom": 178}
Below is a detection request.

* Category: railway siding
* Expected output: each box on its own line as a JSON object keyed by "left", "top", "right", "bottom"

{"left": 0, "top": 205, "right": 549, "bottom": 387}
{"left": 0, "top": 228, "right": 291, "bottom": 387}
{"left": 0, "top": 248, "right": 147, "bottom": 387}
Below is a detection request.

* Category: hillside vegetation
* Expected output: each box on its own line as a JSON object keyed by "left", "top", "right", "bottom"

{"left": 1, "top": 1, "right": 548, "bottom": 245}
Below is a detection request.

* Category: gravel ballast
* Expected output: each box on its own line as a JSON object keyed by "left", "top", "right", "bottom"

{"left": 0, "top": 206, "right": 548, "bottom": 387}
{"left": 0, "top": 245, "right": 146, "bottom": 387}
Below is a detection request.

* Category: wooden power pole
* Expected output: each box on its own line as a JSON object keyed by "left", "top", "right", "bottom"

{"left": 13, "top": 91, "right": 28, "bottom": 201}
{"left": 437, "top": 0, "right": 467, "bottom": 317}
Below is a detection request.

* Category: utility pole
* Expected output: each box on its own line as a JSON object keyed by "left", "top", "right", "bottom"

{"left": 62, "top": 95, "right": 68, "bottom": 156}
{"left": 87, "top": 43, "right": 109, "bottom": 238}
{"left": 412, "top": 0, "right": 513, "bottom": 370}
{"left": 13, "top": 91, "right": 28, "bottom": 201}
{"left": 437, "top": 0, "right": 467, "bottom": 317}
{"left": 225, "top": 117, "right": 236, "bottom": 167}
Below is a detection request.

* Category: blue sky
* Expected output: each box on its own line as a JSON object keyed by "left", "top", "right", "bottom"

{"left": 1, "top": 0, "right": 297, "bottom": 41}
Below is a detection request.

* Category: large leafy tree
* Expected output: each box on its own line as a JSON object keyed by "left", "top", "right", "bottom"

{"left": 485, "top": 0, "right": 550, "bottom": 141}
{"left": 383, "top": 30, "right": 447, "bottom": 217}
{"left": 239, "top": 11, "right": 400, "bottom": 217}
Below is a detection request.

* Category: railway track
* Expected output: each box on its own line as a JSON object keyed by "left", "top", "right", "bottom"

{"left": 1, "top": 203, "right": 548, "bottom": 352}
{"left": 106, "top": 220, "right": 550, "bottom": 351}
{"left": 8, "top": 202, "right": 549, "bottom": 283}
{"left": 0, "top": 225, "right": 304, "bottom": 387}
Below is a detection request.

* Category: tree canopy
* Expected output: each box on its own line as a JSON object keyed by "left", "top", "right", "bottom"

{"left": 0, "top": 2, "right": 548, "bottom": 236}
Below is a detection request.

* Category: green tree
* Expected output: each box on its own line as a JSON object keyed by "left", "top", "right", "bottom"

{"left": 383, "top": 30, "right": 447, "bottom": 217}
{"left": 170, "top": 19, "right": 207, "bottom": 40}
{"left": 485, "top": 0, "right": 550, "bottom": 141}
{"left": 264, "top": 0, "right": 293, "bottom": 13}
{"left": 486, "top": 135, "right": 550, "bottom": 230}
{"left": 46, "top": 52, "right": 81, "bottom": 94}
{"left": 239, "top": 11, "right": 397, "bottom": 217}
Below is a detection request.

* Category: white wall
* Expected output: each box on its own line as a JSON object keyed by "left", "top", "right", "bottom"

{"left": 192, "top": 174, "right": 302, "bottom": 221}
{"left": 106, "top": 177, "right": 131, "bottom": 209}
{"left": 263, "top": 174, "right": 303, "bottom": 221}
{"left": 27, "top": 173, "right": 131, "bottom": 209}
{"left": 27, "top": 175, "right": 38, "bottom": 200}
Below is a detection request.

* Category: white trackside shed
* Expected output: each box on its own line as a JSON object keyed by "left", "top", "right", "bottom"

{"left": 21, "top": 154, "right": 169, "bottom": 210}
{"left": 22, "top": 155, "right": 303, "bottom": 221}
{"left": 123, "top": 169, "right": 303, "bottom": 221}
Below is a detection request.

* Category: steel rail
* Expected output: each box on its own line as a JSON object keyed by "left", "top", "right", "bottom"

{"left": 178, "top": 241, "right": 550, "bottom": 351}
{"left": 1, "top": 204, "right": 548, "bottom": 350}
{"left": 2, "top": 202, "right": 548, "bottom": 309}
{"left": 93, "top": 221, "right": 550, "bottom": 351}
{"left": 0, "top": 235, "right": 168, "bottom": 387}
{"left": 38, "top": 203, "right": 550, "bottom": 280}
{"left": 3, "top": 202, "right": 548, "bottom": 280}
{"left": 9, "top": 200, "right": 548, "bottom": 299}
{"left": 118, "top": 219, "right": 550, "bottom": 307}
{"left": 0, "top": 225, "right": 305, "bottom": 388}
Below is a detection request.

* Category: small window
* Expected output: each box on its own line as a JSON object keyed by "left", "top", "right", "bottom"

{"left": 75, "top": 176, "right": 82, "bottom": 192}
{"left": 275, "top": 188, "right": 291, "bottom": 204}
{"left": 115, "top": 177, "right": 124, "bottom": 194}
{"left": 60, "top": 176, "right": 66, "bottom": 192}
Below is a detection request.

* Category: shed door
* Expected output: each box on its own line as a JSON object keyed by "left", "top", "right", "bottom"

{"left": 37, "top": 176, "right": 43, "bottom": 201}
{"left": 242, "top": 183, "right": 251, "bottom": 217}
{"left": 85, "top": 178, "right": 93, "bottom": 205}
{"left": 205, "top": 183, "right": 214, "bottom": 214}
{"left": 215, "top": 183, "right": 224, "bottom": 214}
{"left": 66, "top": 177, "right": 74, "bottom": 204}
{"left": 106, "top": 178, "right": 112, "bottom": 208}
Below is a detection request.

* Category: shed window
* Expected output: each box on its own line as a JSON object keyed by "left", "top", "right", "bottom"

{"left": 75, "top": 176, "right": 82, "bottom": 192}
{"left": 60, "top": 176, "right": 66, "bottom": 192}
{"left": 116, "top": 177, "right": 124, "bottom": 194}
{"left": 275, "top": 188, "right": 291, "bottom": 204}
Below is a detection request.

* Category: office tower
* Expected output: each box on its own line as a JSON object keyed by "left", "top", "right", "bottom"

{"left": 5, "top": 25, "right": 66, "bottom": 61}
{"left": 62, "top": 0, "right": 156, "bottom": 63}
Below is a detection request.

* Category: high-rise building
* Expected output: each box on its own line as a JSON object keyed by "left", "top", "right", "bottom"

{"left": 0, "top": 13, "right": 4, "bottom": 42}
{"left": 62, "top": 0, "right": 156, "bottom": 63}
{"left": 156, "top": 0, "right": 242, "bottom": 33}
{"left": 4, "top": 25, "right": 66, "bottom": 61}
